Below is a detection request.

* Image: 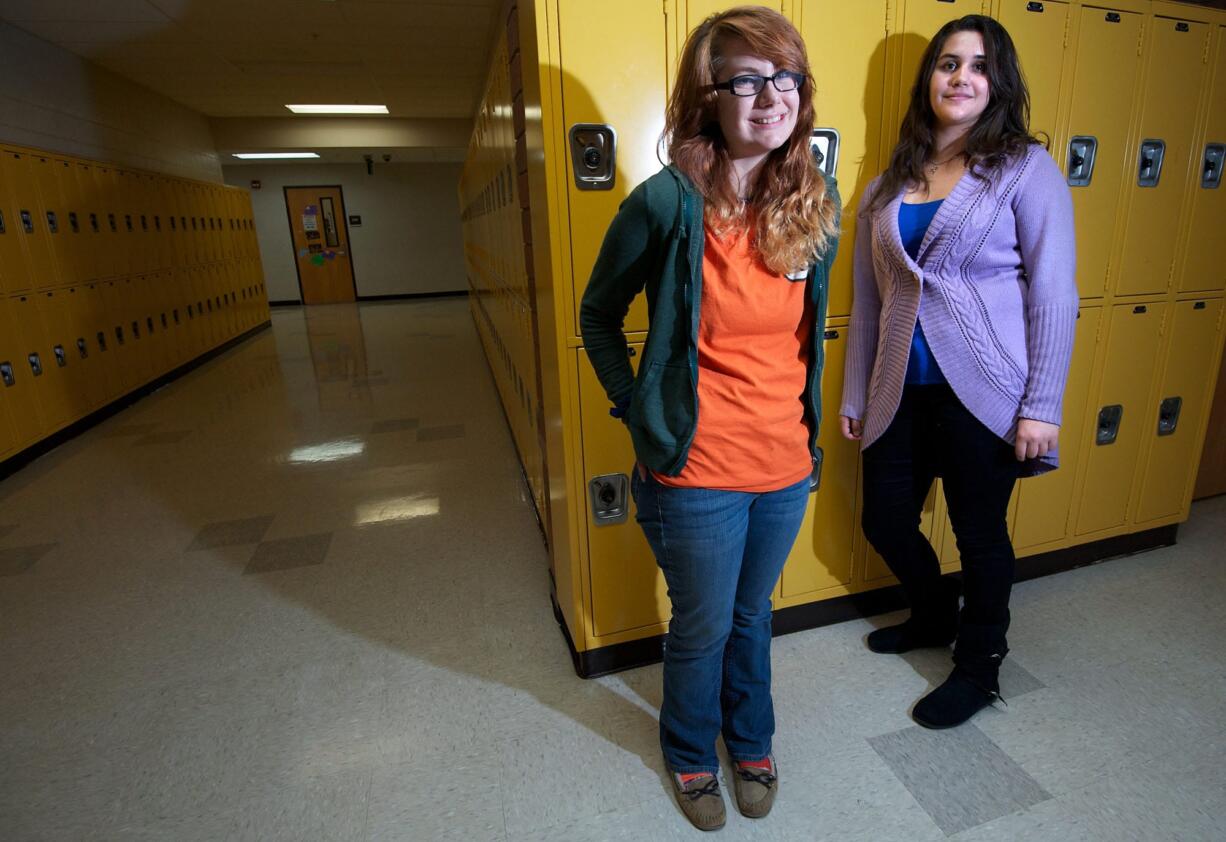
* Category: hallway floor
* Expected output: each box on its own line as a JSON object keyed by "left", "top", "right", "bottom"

{"left": 2, "top": 298, "right": 1224, "bottom": 841}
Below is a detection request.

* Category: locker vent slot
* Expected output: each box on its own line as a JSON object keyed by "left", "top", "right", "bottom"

{"left": 1157, "top": 397, "right": 1182, "bottom": 436}
{"left": 1096, "top": 405, "right": 1123, "bottom": 445}
{"left": 589, "top": 473, "right": 630, "bottom": 525}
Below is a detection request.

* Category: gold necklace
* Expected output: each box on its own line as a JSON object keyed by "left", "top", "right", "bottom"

{"left": 925, "top": 152, "right": 964, "bottom": 176}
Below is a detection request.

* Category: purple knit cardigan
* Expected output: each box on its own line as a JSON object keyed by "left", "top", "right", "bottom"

{"left": 839, "top": 144, "right": 1078, "bottom": 473}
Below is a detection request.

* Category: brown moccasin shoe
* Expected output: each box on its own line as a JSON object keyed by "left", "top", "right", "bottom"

{"left": 732, "top": 756, "right": 777, "bottom": 818}
{"left": 670, "top": 771, "right": 726, "bottom": 831}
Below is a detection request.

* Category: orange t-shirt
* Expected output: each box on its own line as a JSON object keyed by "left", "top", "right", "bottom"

{"left": 654, "top": 225, "right": 812, "bottom": 492}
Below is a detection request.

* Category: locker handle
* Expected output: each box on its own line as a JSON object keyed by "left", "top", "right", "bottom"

{"left": 115, "top": 326, "right": 125, "bottom": 346}
{"left": 1106, "top": 12, "right": 1121, "bottom": 23}
{"left": 1096, "top": 404, "right": 1123, "bottom": 445}
{"left": 125, "top": 214, "right": 133, "bottom": 231}
{"left": 589, "top": 473, "right": 629, "bottom": 525}
{"left": 1137, "top": 139, "right": 1165, "bottom": 187}
{"left": 146, "top": 316, "right": 154, "bottom": 333}
{"left": 824, "top": 329, "right": 840, "bottom": 339}
{"left": 1194, "top": 301, "right": 1206, "bottom": 310}
{"left": 27, "top": 353, "right": 42, "bottom": 377}
{"left": 1175, "top": 22, "right": 1189, "bottom": 33}
{"left": 1203, "top": 144, "right": 1224, "bottom": 189}
{"left": 53, "top": 345, "right": 66, "bottom": 368}
{"left": 1133, "top": 305, "right": 1147, "bottom": 314}
{"left": 68, "top": 212, "right": 79, "bottom": 233}
{"left": 1027, "top": 1, "right": 1044, "bottom": 10}
{"left": 46, "top": 211, "right": 58, "bottom": 234}
{"left": 0, "top": 362, "right": 13, "bottom": 387}
{"left": 811, "top": 128, "right": 841, "bottom": 177}
{"left": 89, "top": 213, "right": 98, "bottom": 232}
{"left": 76, "top": 338, "right": 87, "bottom": 359}
{"left": 0, "top": 209, "right": 5, "bottom": 234}
{"left": 96, "top": 331, "right": 107, "bottom": 352}
{"left": 1157, "top": 397, "right": 1182, "bottom": 436}
{"left": 20, "top": 210, "right": 33, "bottom": 233}
{"left": 160, "top": 313, "right": 168, "bottom": 329}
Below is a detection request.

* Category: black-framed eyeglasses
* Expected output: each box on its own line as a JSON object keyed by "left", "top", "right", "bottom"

{"left": 712, "top": 70, "right": 805, "bottom": 97}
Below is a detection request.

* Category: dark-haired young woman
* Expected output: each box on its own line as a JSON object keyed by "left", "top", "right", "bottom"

{"left": 839, "top": 14, "right": 1076, "bottom": 729}
{"left": 581, "top": 6, "right": 839, "bottom": 830}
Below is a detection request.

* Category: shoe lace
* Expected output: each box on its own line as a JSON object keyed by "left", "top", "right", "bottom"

{"left": 682, "top": 777, "right": 721, "bottom": 801}
{"left": 736, "top": 766, "right": 777, "bottom": 788}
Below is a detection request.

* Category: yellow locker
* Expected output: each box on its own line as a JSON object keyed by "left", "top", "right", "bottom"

{"left": 72, "top": 161, "right": 103, "bottom": 283}
{"left": 10, "top": 292, "right": 74, "bottom": 433}
{"left": 1075, "top": 301, "right": 1165, "bottom": 536}
{"left": 44, "top": 286, "right": 94, "bottom": 420}
{"left": 101, "top": 167, "right": 131, "bottom": 279}
{"left": 797, "top": 0, "right": 891, "bottom": 319}
{"left": 890, "top": 0, "right": 990, "bottom": 135}
{"left": 0, "top": 295, "right": 45, "bottom": 449}
{"left": 996, "top": 0, "right": 1069, "bottom": 148}
{"left": 91, "top": 166, "right": 118, "bottom": 279}
{"left": 28, "top": 154, "right": 69, "bottom": 290}
{"left": 135, "top": 173, "right": 157, "bottom": 274}
{"left": 0, "top": 153, "right": 30, "bottom": 294}
{"left": 80, "top": 282, "right": 120, "bottom": 407}
{"left": 1012, "top": 305, "right": 1101, "bottom": 552}
{"left": 1134, "top": 297, "right": 1224, "bottom": 524}
{"left": 560, "top": 0, "right": 667, "bottom": 337}
{"left": 100, "top": 278, "right": 140, "bottom": 394}
{"left": 1113, "top": 15, "right": 1213, "bottom": 296}
{"left": 3, "top": 150, "right": 60, "bottom": 292}
{"left": 0, "top": 359, "right": 16, "bottom": 458}
{"left": 576, "top": 342, "right": 669, "bottom": 638}
{"left": 779, "top": 322, "right": 859, "bottom": 599}
{"left": 1063, "top": 6, "right": 1145, "bottom": 298}
{"left": 1178, "top": 24, "right": 1226, "bottom": 294}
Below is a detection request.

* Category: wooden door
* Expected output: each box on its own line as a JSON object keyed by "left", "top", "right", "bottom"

{"left": 284, "top": 186, "right": 356, "bottom": 304}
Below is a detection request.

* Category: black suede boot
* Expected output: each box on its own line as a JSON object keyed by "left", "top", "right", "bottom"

{"left": 866, "top": 577, "right": 961, "bottom": 654}
{"left": 912, "top": 620, "right": 1007, "bottom": 729}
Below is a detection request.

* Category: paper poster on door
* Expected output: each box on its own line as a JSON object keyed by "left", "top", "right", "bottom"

{"left": 302, "top": 214, "right": 318, "bottom": 232}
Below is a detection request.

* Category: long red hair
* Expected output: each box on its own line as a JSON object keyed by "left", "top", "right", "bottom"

{"left": 665, "top": 6, "right": 838, "bottom": 274}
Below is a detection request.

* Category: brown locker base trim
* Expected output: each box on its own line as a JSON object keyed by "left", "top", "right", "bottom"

{"left": 560, "top": 524, "right": 1178, "bottom": 679}
{"left": 0, "top": 320, "right": 272, "bottom": 482}
{"left": 358, "top": 291, "right": 469, "bottom": 303}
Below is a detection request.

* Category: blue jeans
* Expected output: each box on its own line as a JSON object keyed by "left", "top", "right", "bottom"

{"left": 631, "top": 470, "right": 810, "bottom": 773}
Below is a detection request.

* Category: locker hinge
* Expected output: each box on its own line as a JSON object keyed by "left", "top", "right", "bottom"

{"left": 1063, "top": 12, "right": 1071, "bottom": 48}
{"left": 1137, "top": 21, "right": 1144, "bottom": 57}
{"left": 885, "top": 0, "right": 894, "bottom": 33}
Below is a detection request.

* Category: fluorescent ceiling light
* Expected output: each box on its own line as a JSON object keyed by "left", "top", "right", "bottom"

{"left": 232, "top": 152, "right": 320, "bottom": 159}
{"left": 286, "top": 104, "right": 389, "bottom": 114}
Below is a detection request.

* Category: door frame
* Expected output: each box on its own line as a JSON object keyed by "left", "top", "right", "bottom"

{"left": 282, "top": 184, "right": 359, "bottom": 304}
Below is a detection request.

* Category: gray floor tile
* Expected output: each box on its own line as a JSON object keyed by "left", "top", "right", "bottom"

{"left": 133, "top": 430, "right": 193, "bottom": 445}
{"left": 367, "top": 748, "right": 507, "bottom": 841}
{"left": 244, "top": 533, "right": 333, "bottom": 574}
{"left": 417, "top": 424, "right": 466, "bottom": 442}
{"left": 869, "top": 723, "right": 1052, "bottom": 835}
{"left": 370, "top": 417, "right": 421, "bottom": 434}
{"left": 999, "top": 658, "right": 1045, "bottom": 699}
{"left": 0, "top": 543, "right": 57, "bottom": 577}
{"left": 187, "top": 515, "right": 275, "bottom": 551}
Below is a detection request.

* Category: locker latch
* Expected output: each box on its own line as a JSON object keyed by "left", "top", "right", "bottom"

{"left": 115, "top": 325, "right": 125, "bottom": 345}
{"left": 1068, "top": 137, "right": 1097, "bottom": 187}
{"left": 131, "top": 320, "right": 140, "bottom": 339}
{"left": 810, "top": 128, "right": 841, "bottom": 178}
{"left": 1027, "top": 1, "right": 1044, "bottom": 10}
{"left": 68, "top": 212, "right": 79, "bottom": 233}
{"left": 53, "top": 345, "right": 66, "bottom": 367}
{"left": 589, "top": 473, "right": 629, "bottom": 525}
{"left": 27, "top": 353, "right": 42, "bottom": 377}
{"left": 125, "top": 214, "right": 133, "bottom": 231}
{"left": 46, "top": 211, "right": 58, "bottom": 234}
{"left": 89, "top": 213, "right": 98, "bottom": 232}
{"left": 0, "top": 362, "right": 13, "bottom": 387}
{"left": 1096, "top": 404, "right": 1123, "bottom": 445}
{"left": 146, "top": 316, "right": 154, "bottom": 334}
{"left": 1202, "top": 144, "right": 1224, "bottom": 189}
{"left": 1157, "top": 397, "right": 1182, "bottom": 436}
{"left": 108, "top": 213, "right": 117, "bottom": 232}
{"left": 160, "top": 313, "right": 168, "bottom": 329}
{"left": 140, "top": 215, "right": 148, "bottom": 231}
{"left": 1137, "top": 139, "right": 1165, "bottom": 187}
{"left": 568, "top": 123, "right": 617, "bottom": 190}
{"left": 20, "top": 210, "right": 33, "bottom": 233}
{"left": 76, "top": 338, "right": 87, "bottom": 359}
{"left": 97, "top": 331, "right": 107, "bottom": 352}
{"left": 0, "top": 210, "right": 5, "bottom": 233}
{"left": 173, "top": 309, "right": 180, "bottom": 325}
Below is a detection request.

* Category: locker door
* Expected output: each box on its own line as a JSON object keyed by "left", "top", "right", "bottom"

{"left": 100, "top": 278, "right": 137, "bottom": 393}
{"left": 1013, "top": 305, "right": 1101, "bottom": 552}
{"left": 42, "top": 286, "right": 92, "bottom": 420}
{"left": 1064, "top": 7, "right": 1144, "bottom": 298}
{"left": 560, "top": 0, "right": 667, "bottom": 336}
{"left": 153, "top": 175, "right": 172, "bottom": 270}
{"left": 996, "top": 0, "right": 1069, "bottom": 148}
{"left": 1134, "top": 298, "right": 1224, "bottom": 524}
{"left": 11, "top": 292, "right": 73, "bottom": 433}
{"left": 1075, "top": 302, "right": 1165, "bottom": 536}
{"left": 0, "top": 295, "right": 45, "bottom": 449}
{"left": 1178, "top": 25, "right": 1226, "bottom": 294}
{"left": 577, "top": 343, "right": 669, "bottom": 637}
{"left": 779, "top": 322, "right": 859, "bottom": 598}
{"left": 798, "top": 0, "right": 891, "bottom": 319}
{"left": 3, "top": 150, "right": 59, "bottom": 291}
{"left": 130, "top": 275, "right": 157, "bottom": 384}
{"left": 1114, "top": 16, "right": 1212, "bottom": 297}
{"left": 891, "top": 0, "right": 990, "bottom": 134}
{"left": 30, "top": 155, "right": 74, "bottom": 288}
{"left": 100, "top": 167, "right": 130, "bottom": 279}
{"left": 0, "top": 153, "right": 30, "bottom": 294}
{"left": 81, "top": 282, "right": 119, "bottom": 406}
{"left": 92, "top": 166, "right": 117, "bottom": 279}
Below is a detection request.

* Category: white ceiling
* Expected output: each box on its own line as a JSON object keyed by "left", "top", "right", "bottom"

{"left": 0, "top": 0, "right": 502, "bottom": 120}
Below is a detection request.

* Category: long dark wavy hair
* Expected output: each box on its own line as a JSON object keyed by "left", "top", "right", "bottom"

{"left": 665, "top": 6, "right": 839, "bottom": 273}
{"left": 869, "top": 14, "right": 1038, "bottom": 213}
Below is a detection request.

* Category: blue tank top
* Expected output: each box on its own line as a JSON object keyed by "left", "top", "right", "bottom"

{"left": 899, "top": 200, "right": 946, "bottom": 385}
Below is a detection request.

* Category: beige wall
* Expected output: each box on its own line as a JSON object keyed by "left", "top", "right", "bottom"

{"left": 223, "top": 163, "right": 466, "bottom": 302}
{"left": 0, "top": 22, "right": 221, "bottom": 182}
